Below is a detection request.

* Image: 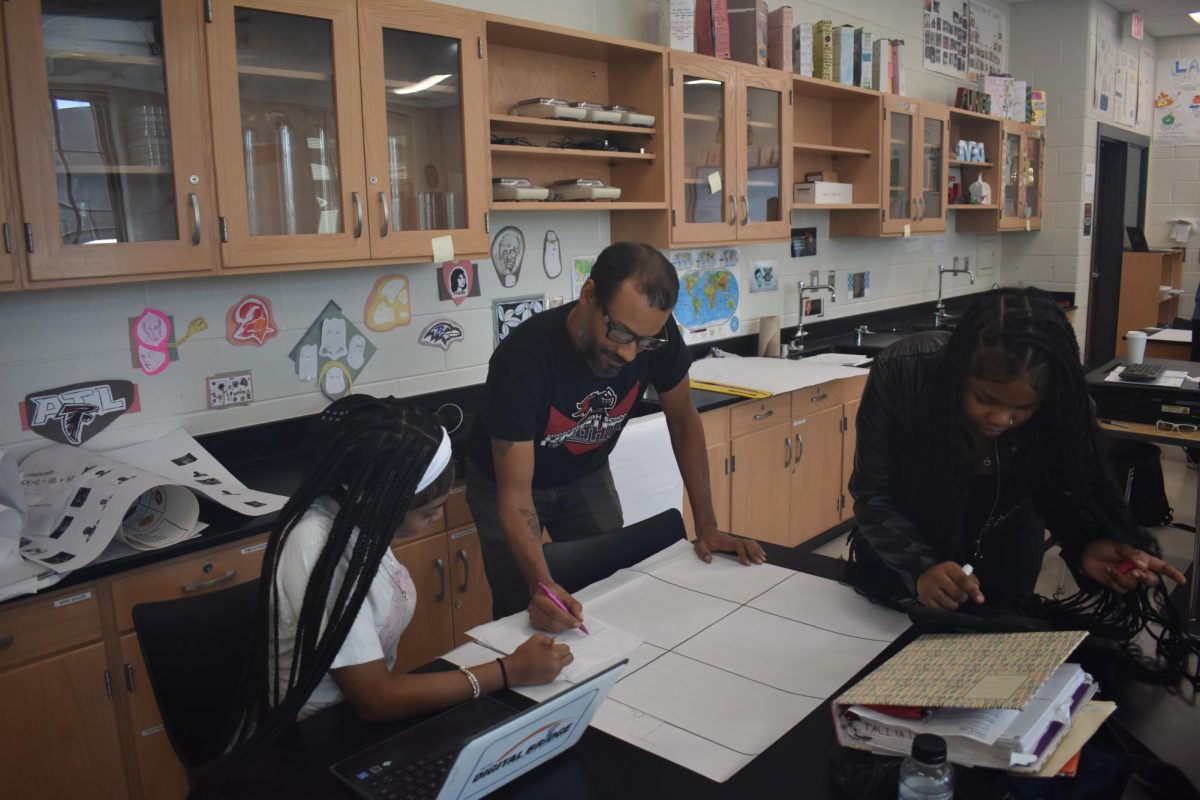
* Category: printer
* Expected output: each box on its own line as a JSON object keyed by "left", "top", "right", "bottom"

{"left": 1086, "top": 357, "right": 1200, "bottom": 425}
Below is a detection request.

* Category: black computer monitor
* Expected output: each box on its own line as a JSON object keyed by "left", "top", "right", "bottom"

{"left": 1126, "top": 226, "right": 1150, "bottom": 252}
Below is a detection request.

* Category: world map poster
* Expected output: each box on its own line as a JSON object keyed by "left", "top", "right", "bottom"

{"left": 669, "top": 248, "right": 742, "bottom": 334}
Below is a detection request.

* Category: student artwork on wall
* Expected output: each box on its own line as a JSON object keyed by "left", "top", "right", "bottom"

{"left": 363, "top": 274, "right": 412, "bottom": 332}
{"left": 571, "top": 255, "right": 597, "bottom": 300}
{"left": 749, "top": 261, "right": 778, "bottom": 293}
{"left": 225, "top": 295, "right": 278, "bottom": 346}
{"left": 318, "top": 361, "right": 352, "bottom": 401}
{"left": 1154, "top": 57, "right": 1200, "bottom": 144}
{"left": 419, "top": 319, "right": 465, "bottom": 350}
{"left": 791, "top": 227, "right": 817, "bottom": 257}
{"left": 922, "top": 0, "right": 968, "bottom": 78}
{"left": 490, "top": 226, "right": 525, "bottom": 288}
{"left": 129, "top": 313, "right": 206, "bottom": 376}
{"left": 288, "top": 301, "right": 375, "bottom": 393}
{"left": 206, "top": 371, "right": 254, "bottom": 409}
{"left": 494, "top": 296, "right": 545, "bottom": 346}
{"left": 437, "top": 260, "right": 480, "bottom": 305}
{"left": 848, "top": 271, "right": 870, "bottom": 299}
{"left": 803, "top": 297, "right": 825, "bottom": 319}
{"left": 543, "top": 230, "right": 563, "bottom": 278}
{"left": 19, "top": 380, "right": 139, "bottom": 446}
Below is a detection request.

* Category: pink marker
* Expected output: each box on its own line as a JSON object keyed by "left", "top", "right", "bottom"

{"left": 537, "top": 581, "right": 589, "bottom": 635}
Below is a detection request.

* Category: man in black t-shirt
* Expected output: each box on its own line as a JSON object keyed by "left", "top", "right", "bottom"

{"left": 467, "top": 242, "right": 766, "bottom": 630}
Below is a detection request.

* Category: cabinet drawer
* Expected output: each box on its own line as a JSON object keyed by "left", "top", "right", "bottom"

{"left": 0, "top": 587, "right": 103, "bottom": 670}
{"left": 791, "top": 383, "right": 844, "bottom": 416}
{"left": 699, "top": 407, "right": 730, "bottom": 443}
{"left": 730, "top": 395, "right": 790, "bottom": 438}
{"left": 111, "top": 538, "right": 267, "bottom": 632}
{"left": 444, "top": 483, "right": 472, "bottom": 530}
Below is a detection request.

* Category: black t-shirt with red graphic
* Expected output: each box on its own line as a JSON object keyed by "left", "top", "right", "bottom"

{"left": 467, "top": 301, "right": 691, "bottom": 488}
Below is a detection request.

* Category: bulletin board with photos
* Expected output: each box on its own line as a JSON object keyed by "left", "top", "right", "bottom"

{"left": 922, "top": 0, "right": 1007, "bottom": 82}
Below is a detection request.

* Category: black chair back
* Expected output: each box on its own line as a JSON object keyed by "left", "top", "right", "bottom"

{"left": 543, "top": 508, "right": 687, "bottom": 594}
{"left": 132, "top": 579, "right": 259, "bottom": 773}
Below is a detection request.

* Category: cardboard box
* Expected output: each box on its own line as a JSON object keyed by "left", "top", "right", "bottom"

{"left": 890, "top": 40, "right": 905, "bottom": 95}
{"left": 794, "top": 181, "right": 853, "bottom": 204}
{"left": 662, "top": 0, "right": 695, "bottom": 51}
{"left": 813, "top": 20, "right": 833, "bottom": 81}
{"left": 804, "top": 170, "right": 838, "bottom": 182}
{"left": 831, "top": 24, "right": 855, "bottom": 85}
{"left": 728, "top": 0, "right": 767, "bottom": 66}
{"left": 855, "top": 28, "right": 873, "bottom": 89}
{"left": 695, "top": 0, "right": 730, "bottom": 59}
{"left": 1029, "top": 89, "right": 1048, "bottom": 126}
{"left": 873, "top": 38, "right": 891, "bottom": 94}
{"left": 767, "top": 6, "right": 792, "bottom": 72}
{"left": 793, "top": 21, "right": 813, "bottom": 76}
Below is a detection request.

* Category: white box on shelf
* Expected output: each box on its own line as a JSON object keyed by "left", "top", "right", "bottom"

{"left": 794, "top": 181, "right": 853, "bottom": 204}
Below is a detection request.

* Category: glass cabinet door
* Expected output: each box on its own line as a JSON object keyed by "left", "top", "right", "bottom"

{"left": 915, "top": 105, "right": 948, "bottom": 231}
{"left": 883, "top": 97, "right": 915, "bottom": 234}
{"left": 736, "top": 70, "right": 791, "bottom": 240}
{"left": 6, "top": 0, "right": 216, "bottom": 282}
{"left": 1023, "top": 131, "right": 1042, "bottom": 224}
{"left": 1001, "top": 128, "right": 1021, "bottom": 221}
{"left": 669, "top": 53, "right": 736, "bottom": 244}
{"left": 358, "top": 0, "right": 488, "bottom": 258}
{"left": 207, "top": 0, "right": 368, "bottom": 268}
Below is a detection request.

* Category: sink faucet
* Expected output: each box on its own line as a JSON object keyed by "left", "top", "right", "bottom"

{"left": 854, "top": 324, "right": 874, "bottom": 347}
{"left": 933, "top": 258, "right": 975, "bottom": 327}
{"left": 788, "top": 274, "right": 837, "bottom": 356}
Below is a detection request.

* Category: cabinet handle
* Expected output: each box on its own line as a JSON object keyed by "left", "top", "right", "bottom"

{"left": 784, "top": 435, "right": 792, "bottom": 468}
{"left": 728, "top": 195, "right": 736, "bottom": 225}
{"left": 188, "top": 193, "right": 201, "bottom": 245}
{"left": 795, "top": 432, "right": 805, "bottom": 463}
{"left": 377, "top": 191, "right": 390, "bottom": 237}
{"left": 457, "top": 549, "right": 469, "bottom": 593}
{"left": 753, "top": 409, "right": 774, "bottom": 421}
{"left": 351, "top": 191, "right": 362, "bottom": 238}
{"left": 2, "top": 222, "right": 10, "bottom": 254}
{"left": 810, "top": 392, "right": 828, "bottom": 403}
{"left": 739, "top": 194, "right": 749, "bottom": 225}
{"left": 0, "top": 634, "right": 12, "bottom": 650}
{"left": 104, "top": 669, "right": 113, "bottom": 700}
{"left": 723, "top": 457, "right": 729, "bottom": 476}
{"left": 124, "top": 663, "right": 136, "bottom": 693}
{"left": 181, "top": 570, "right": 236, "bottom": 593}
{"left": 434, "top": 557, "right": 446, "bottom": 601}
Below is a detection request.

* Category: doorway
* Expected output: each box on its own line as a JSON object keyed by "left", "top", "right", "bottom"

{"left": 1085, "top": 125, "right": 1148, "bottom": 366}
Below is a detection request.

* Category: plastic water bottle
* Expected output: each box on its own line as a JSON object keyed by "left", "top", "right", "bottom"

{"left": 898, "top": 733, "right": 953, "bottom": 799}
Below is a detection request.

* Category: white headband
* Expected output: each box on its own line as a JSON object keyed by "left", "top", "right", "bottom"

{"left": 416, "top": 427, "right": 452, "bottom": 494}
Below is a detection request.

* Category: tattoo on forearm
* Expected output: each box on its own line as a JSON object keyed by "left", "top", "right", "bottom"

{"left": 518, "top": 507, "right": 541, "bottom": 540}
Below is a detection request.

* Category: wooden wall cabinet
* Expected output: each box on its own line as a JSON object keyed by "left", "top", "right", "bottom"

{"left": 1116, "top": 249, "right": 1184, "bottom": 359}
{"left": 953, "top": 117, "right": 1043, "bottom": 234}
{"left": 0, "top": 9, "right": 22, "bottom": 292}
{"left": 5, "top": 0, "right": 218, "bottom": 286}
{"left": 790, "top": 77, "right": 882, "bottom": 216}
{"left": 649, "top": 52, "right": 791, "bottom": 248}
{"left": 831, "top": 96, "right": 948, "bottom": 238}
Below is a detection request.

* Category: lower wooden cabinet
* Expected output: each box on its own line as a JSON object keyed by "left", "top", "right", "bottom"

{"left": 683, "top": 408, "right": 732, "bottom": 539}
{"left": 704, "top": 375, "right": 867, "bottom": 549}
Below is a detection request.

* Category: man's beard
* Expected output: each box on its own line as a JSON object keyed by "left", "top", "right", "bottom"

{"left": 578, "top": 324, "right": 625, "bottom": 378}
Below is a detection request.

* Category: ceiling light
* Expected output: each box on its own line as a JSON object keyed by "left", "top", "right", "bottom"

{"left": 684, "top": 78, "right": 722, "bottom": 86}
{"left": 392, "top": 74, "right": 451, "bottom": 95}
{"left": 1191, "top": 11, "right": 1200, "bottom": 24}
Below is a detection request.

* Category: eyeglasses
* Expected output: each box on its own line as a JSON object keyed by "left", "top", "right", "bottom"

{"left": 1156, "top": 420, "right": 1199, "bottom": 435}
{"left": 602, "top": 312, "right": 669, "bottom": 351}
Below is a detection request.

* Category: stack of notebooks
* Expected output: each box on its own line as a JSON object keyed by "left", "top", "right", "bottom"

{"left": 833, "top": 631, "right": 1116, "bottom": 775}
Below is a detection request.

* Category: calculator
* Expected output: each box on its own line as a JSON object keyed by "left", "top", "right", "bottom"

{"left": 1118, "top": 362, "right": 1165, "bottom": 382}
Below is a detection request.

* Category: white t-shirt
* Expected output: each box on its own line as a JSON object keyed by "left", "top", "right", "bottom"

{"left": 271, "top": 496, "right": 417, "bottom": 719}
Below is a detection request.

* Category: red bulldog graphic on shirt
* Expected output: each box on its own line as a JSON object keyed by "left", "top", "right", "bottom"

{"left": 539, "top": 382, "right": 641, "bottom": 454}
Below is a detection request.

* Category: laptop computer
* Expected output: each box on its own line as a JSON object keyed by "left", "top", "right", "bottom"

{"left": 331, "top": 659, "right": 627, "bottom": 800}
{"left": 1126, "top": 225, "right": 1150, "bottom": 252}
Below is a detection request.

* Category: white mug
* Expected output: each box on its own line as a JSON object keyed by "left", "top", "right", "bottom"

{"left": 1126, "top": 330, "right": 1148, "bottom": 364}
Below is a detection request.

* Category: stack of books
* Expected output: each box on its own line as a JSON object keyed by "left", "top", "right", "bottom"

{"left": 833, "top": 631, "right": 1116, "bottom": 775}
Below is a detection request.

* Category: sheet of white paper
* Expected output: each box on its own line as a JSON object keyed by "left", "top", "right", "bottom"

{"left": 1103, "top": 366, "right": 1188, "bottom": 387}
{"left": 579, "top": 571, "right": 738, "bottom": 649}
{"left": 107, "top": 429, "right": 287, "bottom": 514}
{"left": 1148, "top": 328, "right": 1190, "bottom": 342}
{"left": 689, "top": 357, "right": 867, "bottom": 396}
{"left": 0, "top": 450, "right": 25, "bottom": 565}
{"left": 630, "top": 539, "right": 794, "bottom": 604}
{"left": 608, "top": 414, "right": 683, "bottom": 525}
{"left": 799, "top": 353, "right": 873, "bottom": 368}
{"left": 748, "top": 571, "right": 910, "bottom": 642}
{"left": 467, "top": 614, "right": 643, "bottom": 683}
{"left": 675, "top": 606, "right": 893, "bottom": 699}
{"left": 607, "top": 651, "right": 822, "bottom": 764}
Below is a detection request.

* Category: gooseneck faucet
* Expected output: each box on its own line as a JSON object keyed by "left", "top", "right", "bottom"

{"left": 788, "top": 274, "right": 837, "bottom": 355}
{"left": 933, "top": 257, "right": 975, "bottom": 327}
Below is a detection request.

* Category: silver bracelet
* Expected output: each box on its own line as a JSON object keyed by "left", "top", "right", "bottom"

{"left": 459, "top": 666, "right": 481, "bottom": 699}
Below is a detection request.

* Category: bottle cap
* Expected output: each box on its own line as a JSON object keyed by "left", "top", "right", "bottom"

{"left": 912, "top": 733, "right": 947, "bottom": 765}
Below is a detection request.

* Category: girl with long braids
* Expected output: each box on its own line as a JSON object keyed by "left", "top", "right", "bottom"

{"left": 193, "top": 395, "right": 571, "bottom": 797}
{"left": 846, "top": 287, "right": 1185, "bottom": 612}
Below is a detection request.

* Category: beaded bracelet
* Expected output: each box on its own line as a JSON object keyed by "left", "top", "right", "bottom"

{"left": 459, "top": 666, "right": 481, "bottom": 699}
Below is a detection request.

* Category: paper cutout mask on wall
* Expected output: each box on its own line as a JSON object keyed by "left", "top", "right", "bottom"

{"left": 364, "top": 274, "right": 412, "bottom": 331}
{"left": 20, "top": 380, "right": 139, "bottom": 446}
{"left": 226, "top": 295, "right": 278, "bottom": 346}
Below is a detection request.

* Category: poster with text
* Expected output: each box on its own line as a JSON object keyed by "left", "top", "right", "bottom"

{"left": 1155, "top": 57, "right": 1200, "bottom": 145}
{"left": 1093, "top": 23, "right": 1117, "bottom": 118}
{"left": 1114, "top": 51, "right": 1139, "bottom": 129}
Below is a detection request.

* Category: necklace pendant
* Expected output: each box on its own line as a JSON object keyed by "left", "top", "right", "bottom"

{"left": 982, "top": 456, "right": 992, "bottom": 467}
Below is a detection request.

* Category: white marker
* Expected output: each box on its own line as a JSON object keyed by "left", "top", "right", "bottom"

{"left": 961, "top": 563, "right": 974, "bottom": 577}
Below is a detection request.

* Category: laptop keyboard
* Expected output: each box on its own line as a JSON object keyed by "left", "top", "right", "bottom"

{"left": 356, "top": 751, "right": 455, "bottom": 800}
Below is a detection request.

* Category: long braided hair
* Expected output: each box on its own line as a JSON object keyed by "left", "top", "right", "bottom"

{"left": 905, "top": 287, "right": 1147, "bottom": 553}
{"left": 191, "top": 395, "right": 454, "bottom": 797}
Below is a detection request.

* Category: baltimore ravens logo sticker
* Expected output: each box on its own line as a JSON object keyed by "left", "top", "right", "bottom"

{"left": 418, "top": 319, "right": 465, "bottom": 350}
